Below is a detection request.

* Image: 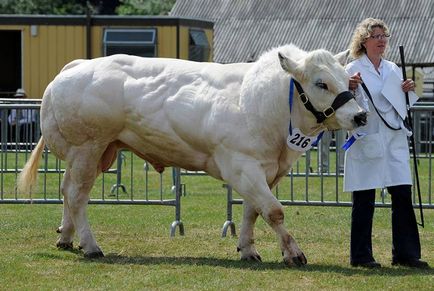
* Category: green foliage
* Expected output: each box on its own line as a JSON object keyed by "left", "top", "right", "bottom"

{"left": 116, "top": 0, "right": 176, "bottom": 15}
{"left": 0, "top": 0, "right": 176, "bottom": 15}
{"left": 0, "top": 0, "right": 90, "bottom": 15}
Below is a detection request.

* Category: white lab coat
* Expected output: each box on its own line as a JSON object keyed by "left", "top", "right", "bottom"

{"left": 343, "top": 54, "right": 412, "bottom": 192}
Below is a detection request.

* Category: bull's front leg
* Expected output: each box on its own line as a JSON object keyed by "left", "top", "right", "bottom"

{"left": 256, "top": 193, "right": 307, "bottom": 267}
{"left": 267, "top": 202, "right": 307, "bottom": 267}
{"left": 225, "top": 161, "right": 307, "bottom": 267}
{"left": 237, "top": 200, "right": 261, "bottom": 261}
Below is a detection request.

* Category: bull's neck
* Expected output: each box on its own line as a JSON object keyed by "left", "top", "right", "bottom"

{"left": 291, "top": 90, "right": 324, "bottom": 136}
{"left": 240, "top": 76, "right": 321, "bottom": 147}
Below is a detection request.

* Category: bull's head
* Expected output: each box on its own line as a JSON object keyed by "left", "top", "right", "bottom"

{"left": 278, "top": 49, "right": 366, "bottom": 131}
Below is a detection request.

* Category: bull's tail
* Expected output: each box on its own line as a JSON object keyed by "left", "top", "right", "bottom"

{"left": 17, "top": 137, "right": 45, "bottom": 196}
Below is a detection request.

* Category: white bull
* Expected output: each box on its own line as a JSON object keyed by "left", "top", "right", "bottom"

{"left": 18, "top": 44, "right": 366, "bottom": 267}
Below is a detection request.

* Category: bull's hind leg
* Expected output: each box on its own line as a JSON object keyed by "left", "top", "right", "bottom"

{"left": 56, "top": 169, "right": 75, "bottom": 250}
{"left": 60, "top": 145, "right": 105, "bottom": 258}
{"left": 237, "top": 200, "right": 261, "bottom": 261}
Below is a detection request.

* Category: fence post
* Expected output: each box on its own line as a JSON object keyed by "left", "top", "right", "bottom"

{"left": 110, "top": 150, "right": 127, "bottom": 196}
{"left": 170, "top": 167, "right": 184, "bottom": 236}
{"left": 221, "top": 184, "right": 236, "bottom": 237}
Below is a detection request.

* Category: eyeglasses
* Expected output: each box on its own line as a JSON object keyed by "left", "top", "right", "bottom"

{"left": 370, "top": 34, "right": 390, "bottom": 40}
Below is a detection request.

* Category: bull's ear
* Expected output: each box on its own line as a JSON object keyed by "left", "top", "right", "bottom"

{"left": 334, "top": 49, "right": 350, "bottom": 66}
{"left": 278, "top": 52, "right": 302, "bottom": 78}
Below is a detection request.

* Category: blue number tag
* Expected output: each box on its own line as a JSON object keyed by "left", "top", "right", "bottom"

{"left": 286, "top": 128, "right": 318, "bottom": 152}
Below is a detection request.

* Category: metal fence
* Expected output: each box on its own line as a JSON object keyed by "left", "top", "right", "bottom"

{"left": 1, "top": 100, "right": 433, "bottom": 237}
{"left": 178, "top": 104, "right": 434, "bottom": 236}
{"left": 0, "top": 99, "right": 184, "bottom": 236}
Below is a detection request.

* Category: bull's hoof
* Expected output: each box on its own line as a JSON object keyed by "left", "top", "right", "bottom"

{"left": 292, "top": 253, "right": 307, "bottom": 266}
{"left": 237, "top": 247, "right": 262, "bottom": 262}
{"left": 283, "top": 253, "right": 307, "bottom": 267}
{"left": 56, "top": 241, "right": 73, "bottom": 250}
{"left": 84, "top": 250, "right": 105, "bottom": 259}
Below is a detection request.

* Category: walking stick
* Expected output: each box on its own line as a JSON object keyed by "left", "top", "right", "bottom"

{"left": 399, "top": 45, "right": 424, "bottom": 228}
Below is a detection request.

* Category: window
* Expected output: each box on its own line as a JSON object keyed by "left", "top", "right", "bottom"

{"left": 189, "top": 29, "right": 210, "bottom": 62}
{"left": 103, "top": 29, "right": 157, "bottom": 57}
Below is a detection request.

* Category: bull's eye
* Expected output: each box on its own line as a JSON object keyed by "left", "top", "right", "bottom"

{"left": 315, "top": 81, "right": 328, "bottom": 90}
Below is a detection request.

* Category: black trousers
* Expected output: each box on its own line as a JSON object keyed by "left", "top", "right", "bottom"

{"left": 350, "top": 185, "right": 421, "bottom": 264}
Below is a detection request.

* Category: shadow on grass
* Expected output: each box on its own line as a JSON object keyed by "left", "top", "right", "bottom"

{"left": 33, "top": 249, "right": 433, "bottom": 275}
{"left": 59, "top": 252, "right": 432, "bottom": 275}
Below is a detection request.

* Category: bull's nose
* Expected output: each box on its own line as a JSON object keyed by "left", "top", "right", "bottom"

{"left": 354, "top": 111, "right": 367, "bottom": 127}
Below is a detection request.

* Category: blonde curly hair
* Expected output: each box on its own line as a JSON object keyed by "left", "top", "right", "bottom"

{"left": 349, "top": 18, "right": 390, "bottom": 59}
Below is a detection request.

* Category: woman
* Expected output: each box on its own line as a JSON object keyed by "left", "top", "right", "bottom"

{"left": 344, "top": 18, "right": 429, "bottom": 268}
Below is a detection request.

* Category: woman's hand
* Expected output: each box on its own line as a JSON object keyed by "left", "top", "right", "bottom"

{"left": 401, "top": 79, "right": 415, "bottom": 93}
{"left": 349, "top": 72, "right": 362, "bottom": 91}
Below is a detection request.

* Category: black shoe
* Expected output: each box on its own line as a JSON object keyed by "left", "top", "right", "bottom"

{"left": 351, "top": 261, "right": 382, "bottom": 268}
{"left": 392, "top": 259, "right": 430, "bottom": 269}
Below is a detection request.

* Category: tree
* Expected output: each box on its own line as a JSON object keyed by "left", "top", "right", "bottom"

{"left": 116, "top": 0, "right": 176, "bottom": 15}
{"left": 0, "top": 0, "right": 89, "bottom": 14}
{"left": 0, "top": 0, "right": 176, "bottom": 15}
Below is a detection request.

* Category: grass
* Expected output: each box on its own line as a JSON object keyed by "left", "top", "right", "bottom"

{"left": 1, "top": 187, "right": 433, "bottom": 290}
{"left": 2, "top": 148, "right": 433, "bottom": 205}
{"left": 1, "top": 149, "right": 433, "bottom": 289}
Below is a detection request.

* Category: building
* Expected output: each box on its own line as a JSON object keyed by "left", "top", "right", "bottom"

{"left": 0, "top": 14, "right": 213, "bottom": 98}
{"left": 171, "top": 0, "right": 434, "bottom": 99}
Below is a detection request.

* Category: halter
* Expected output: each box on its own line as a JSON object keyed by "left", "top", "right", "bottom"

{"left": 288, "top": 79, "right": 323, "bottom": 150}
{"left": 292, "top": 78, "right": 355, "bottom": 124}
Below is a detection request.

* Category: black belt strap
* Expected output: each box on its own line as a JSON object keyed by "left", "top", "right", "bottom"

{"left": 360, "top": 82, "right": 401, "bottom": 131}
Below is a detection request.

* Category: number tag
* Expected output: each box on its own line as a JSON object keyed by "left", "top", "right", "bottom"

{"left": 286, "top": 128, "right": 318, "bottom": 152}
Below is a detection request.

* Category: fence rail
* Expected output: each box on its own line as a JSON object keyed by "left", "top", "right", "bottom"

{"left": 1, "top": 100, "right": 433, "bottom": 238}
{"left": 0, "top": 100, "right": 184, "bottom": 236}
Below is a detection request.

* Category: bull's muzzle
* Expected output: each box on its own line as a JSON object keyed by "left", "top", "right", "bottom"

{"left": 354, "top": 111, "right": 367, "bottom": 127}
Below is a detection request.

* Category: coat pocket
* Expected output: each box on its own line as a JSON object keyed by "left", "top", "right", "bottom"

{"left": 352, "top": 133, "right": 384, "bottom": 160}
{"left": 389, "top": 132, "right": 410, "bottom": 162}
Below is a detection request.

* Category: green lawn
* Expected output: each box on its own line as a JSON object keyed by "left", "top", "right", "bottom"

{"left": 1, "top": 186, "right": 433, "bottom": 290}
{"left": 1, "top": 149, "right": 433, "bottom": 290}
{"left": 2, "top": 148, "right": 433, "bottom": 205}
